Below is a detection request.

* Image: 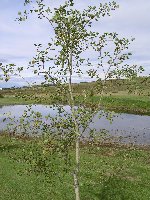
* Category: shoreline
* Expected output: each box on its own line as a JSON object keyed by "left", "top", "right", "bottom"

{"left": 1, "top": 133, "right": 150, "bottom": 149}
{"left": 0, "top": 98, "right": 150, "bottom": 116}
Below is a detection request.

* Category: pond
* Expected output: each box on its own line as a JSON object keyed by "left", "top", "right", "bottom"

{"left": 0, "top": 105, "right": 150, "bottom": 145}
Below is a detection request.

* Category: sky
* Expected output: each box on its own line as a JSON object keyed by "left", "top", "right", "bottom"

{"left": 0, "top": 0, "right": 150, "bottom": 87}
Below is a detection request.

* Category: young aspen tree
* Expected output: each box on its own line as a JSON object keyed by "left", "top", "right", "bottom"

{"left": 3, "top": 0, "right": 144, "bottom": 199}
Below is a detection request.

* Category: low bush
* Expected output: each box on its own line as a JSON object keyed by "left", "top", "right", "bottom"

{"left": 0, "top": 94, "right": 4, "bottom": 98}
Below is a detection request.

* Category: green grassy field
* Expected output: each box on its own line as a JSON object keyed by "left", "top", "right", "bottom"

{"left": 1, "top": 135, "right": 150, "bottom": 200}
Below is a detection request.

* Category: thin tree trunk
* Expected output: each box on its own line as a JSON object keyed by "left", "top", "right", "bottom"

{"left": 68, "top": 49, "right": 80, "bottom": 200}
{"left": 73, "top": 141, "right": 80, "bottom": 199}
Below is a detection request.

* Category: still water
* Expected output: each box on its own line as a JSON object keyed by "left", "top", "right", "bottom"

{"left": 0, "top": 105, "right": 150, "bottom": 145}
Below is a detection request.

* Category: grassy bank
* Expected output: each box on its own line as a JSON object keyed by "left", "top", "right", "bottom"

{"left": 91, "top": 95, "right": 150, "bottom": 115}
{"left": 0, "top": 93, "right": 150, "bottom": 115}
{"left": 1, "top": 135, "right": 150, "bottom": 200}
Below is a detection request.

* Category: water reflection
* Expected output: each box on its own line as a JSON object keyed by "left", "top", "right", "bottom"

{"left": 0, "top": 105, "right": 150, "bottom": 145}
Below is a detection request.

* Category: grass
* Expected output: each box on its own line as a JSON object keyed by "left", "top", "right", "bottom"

{"left": 94, "top": 95, "right": 150, "bottom": 115}
{"left": 0, "top": 96, "right": 34, "bottom": 105}
{"left": 1, "top": 135, "right": 150, "bottom": 200}
{"left": 74, "top": 94, "right": 150, "bottom": 115}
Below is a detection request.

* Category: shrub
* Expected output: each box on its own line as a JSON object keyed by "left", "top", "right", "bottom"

{"left": 0, "top": 94, "right": 4, "bottom": 98}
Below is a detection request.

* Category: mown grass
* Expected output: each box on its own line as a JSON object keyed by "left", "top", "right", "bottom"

{"left": 1, "top": 135, "right": 150, "bottom": 200}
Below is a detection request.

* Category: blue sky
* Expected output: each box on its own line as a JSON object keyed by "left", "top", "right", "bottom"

{"left": 0, "top": 0, "right": 150, "bottom": 87}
